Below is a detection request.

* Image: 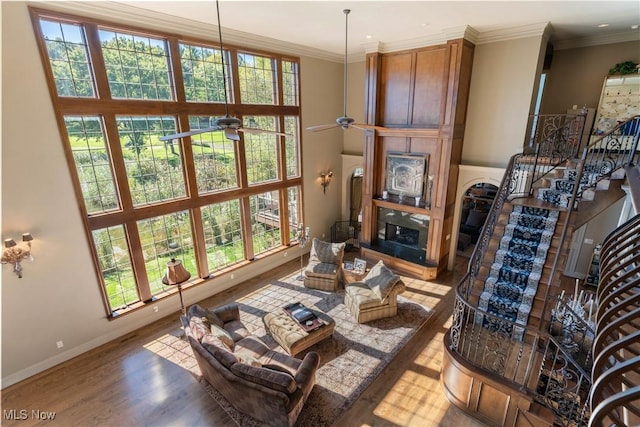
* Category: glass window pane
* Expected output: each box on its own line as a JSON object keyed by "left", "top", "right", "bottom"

{"left": 244, "top": 116, "right": 278, "bottom": 185}
{"left": 137, "top": 211, "right": 196, "bottom": 297}
{"left": 117, "top": 116, "right": 185, "bottom": 206}
{"left": 284, "top": 116, "right": 300, "bottom": 178}
{"left": 250, "top": 191, "right": 281, "bottom": 255}
{"left": 99, "top": 29, "right": 172, "bottom": 100}
{"left": 282, "top": 60, "right": 299, "bottom": 106}
{"left": 201, "top": 200, "right": 244, "bottom": 271}
{"left": 92, "top": 226, "right": 137, "bottom": 311}
{"left": 64, "top": 116, "right": 119, "bottom": 214}
{"left": 40, "top": 19, "right": 95, "bottom": 97}
{"left": 180, "top": 43, "right": 232, "bottom": 103}
{"left": 189, "top": 116, "right": 239, "bottom": 193}
{"left": 238, "top": 52, "right": 275, "bottom": 105}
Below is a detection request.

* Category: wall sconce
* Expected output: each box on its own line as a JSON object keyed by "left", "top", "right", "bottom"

{"left": 2, "top": 233, "right": 34, "bottom": 278}
{"left": 320, "top": 171, "right": 333, "bottom": 194}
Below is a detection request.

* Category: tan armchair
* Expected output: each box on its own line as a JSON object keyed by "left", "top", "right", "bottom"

{"left": 344, "top": 260, "right": 406, "bottom": 323}
{"left": 303, "top": 238, "right": 346, "bottom": 291}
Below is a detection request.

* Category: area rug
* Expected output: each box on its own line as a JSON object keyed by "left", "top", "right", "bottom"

{"left": 196, "top": 270, "right": 432, "bottom": 426}
{"left": 478, "top": 205, "right": 558, "bottom": 333}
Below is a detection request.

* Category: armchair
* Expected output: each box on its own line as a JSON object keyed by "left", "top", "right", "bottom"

{"left": 344, "top": 260, "right": 406, "bottom": 323}
{"left": 303, "top": 238, "right": 346, "bottom": 291}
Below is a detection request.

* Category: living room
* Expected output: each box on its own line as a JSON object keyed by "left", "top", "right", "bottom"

{"left": 2, "top": 1, "right": 639, "bottom": 425}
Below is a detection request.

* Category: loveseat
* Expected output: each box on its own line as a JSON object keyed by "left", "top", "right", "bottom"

{"left": 182, "top": 303, "right": 320, "bottom": 426}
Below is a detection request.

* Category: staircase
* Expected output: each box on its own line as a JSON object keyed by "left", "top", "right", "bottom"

{"left": 443, "top": 114, "right": 640, "bottom": 427}
{"left": 468, "top": 202, "right": 567, "bottom": 331}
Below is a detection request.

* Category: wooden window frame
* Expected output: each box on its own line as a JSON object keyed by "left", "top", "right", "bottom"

{"left": 29, "top": 7, "right": 304, "bottom": 318}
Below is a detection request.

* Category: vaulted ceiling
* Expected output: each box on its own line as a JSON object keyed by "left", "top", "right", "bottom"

{"left": 111, "top": 0, "right": 640, "bottom": 60}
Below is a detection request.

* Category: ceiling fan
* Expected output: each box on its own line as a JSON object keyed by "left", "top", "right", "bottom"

{"left": 306, "top": 9, "right": 387, "bottom": 133}
{"left": 160, "top": 0, "right": 286, "bottom": 143}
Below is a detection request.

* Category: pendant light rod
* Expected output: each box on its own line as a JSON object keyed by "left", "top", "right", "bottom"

{"left": 343, "top": 9, "right": 350, "bottom": 118}
{"left": 216, "top": 0, "right": 230, "bottom": 117}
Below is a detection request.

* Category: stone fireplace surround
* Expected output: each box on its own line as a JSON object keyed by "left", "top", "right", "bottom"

{"left": 370, "top": 207, "right": 429, "bottom": 266}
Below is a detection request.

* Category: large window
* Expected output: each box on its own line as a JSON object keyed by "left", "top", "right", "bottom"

{"left": 32, "top": 9, "right": 303, "bottom": 317}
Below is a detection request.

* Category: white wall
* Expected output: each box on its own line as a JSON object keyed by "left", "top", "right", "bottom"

{"left": 1, "top": 1, "right": 342, "bottom": 386}
{"left": 462, "top": 36, "right": 544, "bottom": 168}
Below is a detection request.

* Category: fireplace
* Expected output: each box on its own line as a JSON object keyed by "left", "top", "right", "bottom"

{"left": 369, "top": 207, "right": 429, "bottom": 265}
{"left": 385, "top": 223, "right": 420, "bottom": 247}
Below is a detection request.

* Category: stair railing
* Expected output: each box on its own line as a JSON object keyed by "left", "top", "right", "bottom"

{"left": 449, "top": 288, "right": 593, "bottom": 426}
{"left": 589, "top": 213, "right": 640, "bottom": 427}
{"left": 575, "top": 116, "right": 640, "bottom": 201}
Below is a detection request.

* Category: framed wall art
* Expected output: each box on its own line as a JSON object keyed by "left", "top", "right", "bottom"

{"left": 385, "top": 153, "right": 428, "bottom": 198}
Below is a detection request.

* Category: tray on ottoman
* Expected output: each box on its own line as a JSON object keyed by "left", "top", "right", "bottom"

{"left": 263, "top": 303, "right": 335, "bottom": 355}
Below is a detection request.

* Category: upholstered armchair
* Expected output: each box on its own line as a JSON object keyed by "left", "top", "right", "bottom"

{"left": 303, "top": 238, "right": 346, "bottom": 291}
{"left": 344, "top": 260, "right": 406, "bottom": 323}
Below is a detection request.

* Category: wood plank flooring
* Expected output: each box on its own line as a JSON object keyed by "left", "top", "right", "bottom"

{"left": 1, "top": 255, "right": 486, "bottom": 427}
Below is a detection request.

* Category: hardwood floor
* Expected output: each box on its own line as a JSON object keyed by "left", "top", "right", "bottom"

{"left": 1, "top": 255, "right": 486, "bottom": 427}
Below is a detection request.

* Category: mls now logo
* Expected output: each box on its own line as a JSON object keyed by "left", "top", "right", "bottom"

{"left": 4, "top": 409, "right": 56, "bottom": 420}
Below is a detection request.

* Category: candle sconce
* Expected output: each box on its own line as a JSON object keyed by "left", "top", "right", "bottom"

{"left": 320, "top": 171, "right": 333, "bottom": 194}
{"left": 2, "top": 233, "right": 35, "bottom": 278}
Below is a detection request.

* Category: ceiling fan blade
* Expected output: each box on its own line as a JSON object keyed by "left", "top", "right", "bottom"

{"left": 159, "top": 127, "right": 219, "bottom": 141}
{"left": 224, "top": 128, "right": 241, "bottom": 141}
{"left": 306, "top": 123, "right": 340, "bottom": 132}
{"left": 238, "top": 127, "right": 289, "bottom": 137}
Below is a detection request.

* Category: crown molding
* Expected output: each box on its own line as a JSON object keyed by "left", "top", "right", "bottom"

{"left": 29, "top": 1, "right": 639, "bottom": 63}
{"left": 475, "top": 22, "right": 550, "bottom": 45}
{"left": 554, "top": 30, "right": 640, "bottom": 50}
{"left": 29, "top": 0, "right": 343, "bottom": 62}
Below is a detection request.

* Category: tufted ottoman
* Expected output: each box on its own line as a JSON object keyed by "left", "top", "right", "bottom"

{"left": 263, "top": 308, "right": 335, "bottom": 355}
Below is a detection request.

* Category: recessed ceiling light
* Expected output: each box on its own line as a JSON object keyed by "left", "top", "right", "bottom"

{"left": 366, "top": 35, "right": 372, "bottom": 39}
{"left": 632, "top": 24, "right": 639, "bottom": 30}
{"left": 597, "top": 23, "right": 609, "bottom": 28}
{"left": 421, "top": 23, "right": 429, "bottom": 27}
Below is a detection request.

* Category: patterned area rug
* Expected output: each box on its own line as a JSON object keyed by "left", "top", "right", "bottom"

{"left": 194, "top": 271, "right": 432, "bottom": 426}
{"left": 478, "top": 205, "right": 558, "bottom": 332}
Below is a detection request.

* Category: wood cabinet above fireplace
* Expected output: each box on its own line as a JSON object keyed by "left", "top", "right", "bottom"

{"left": 360, "top": 39, "right": 475, "bottom": 279}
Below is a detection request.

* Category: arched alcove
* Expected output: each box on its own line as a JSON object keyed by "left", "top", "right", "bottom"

{"left": 448, "top": 165, "right": 505, "bottom": 270}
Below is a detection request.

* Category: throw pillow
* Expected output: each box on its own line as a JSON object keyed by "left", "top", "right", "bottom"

{"left": 211, "top": 324, "right": 235, "bottom": 350}
{"left": 310, "top": 238, "right": 345, "bottom": 264}
{"left": 187, "top": 304, "right": 224, "bottom": 328}
{"left": 364, "top": 260, "right": 400, "bottom": 301}
{"left": 189, "top": 316, "right": 212, "bottom": 342}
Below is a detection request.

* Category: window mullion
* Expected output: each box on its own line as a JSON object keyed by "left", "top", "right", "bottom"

{"left": 239, "top": 197, "right": 254, "bottom": 261}
{"left": 190, "top": 207, "right": 208, "bottom": 278}
{"left": 83, "top": 23, "right": 112, "bottom": 100}
{"left": 279, "top": 187, "right": 291, "bottom": 246}
{"left": 102, "top": 114, "right": 135, "bottom": 212}
{"left": 229, "top": 47, "right": 240, "bottom": 106}
{"left": 167, "top": 37, "right": 186, "bottom": 102}
{"left": 125, "top": 221, "right": 152, "bottom": 302}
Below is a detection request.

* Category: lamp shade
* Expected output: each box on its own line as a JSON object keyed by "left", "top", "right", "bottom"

{"left": 162, "top": 258, "right": 191, "bottom": 285}
{"left": 4, "top": 239, "right": 16, "bottom": 248}
{"left": 22, "top": 233, "right": 33, "bottom": 242}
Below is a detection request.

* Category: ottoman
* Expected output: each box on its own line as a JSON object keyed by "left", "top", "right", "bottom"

{"left": 263, "top": 308, "right": 335, "bottom": 355}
